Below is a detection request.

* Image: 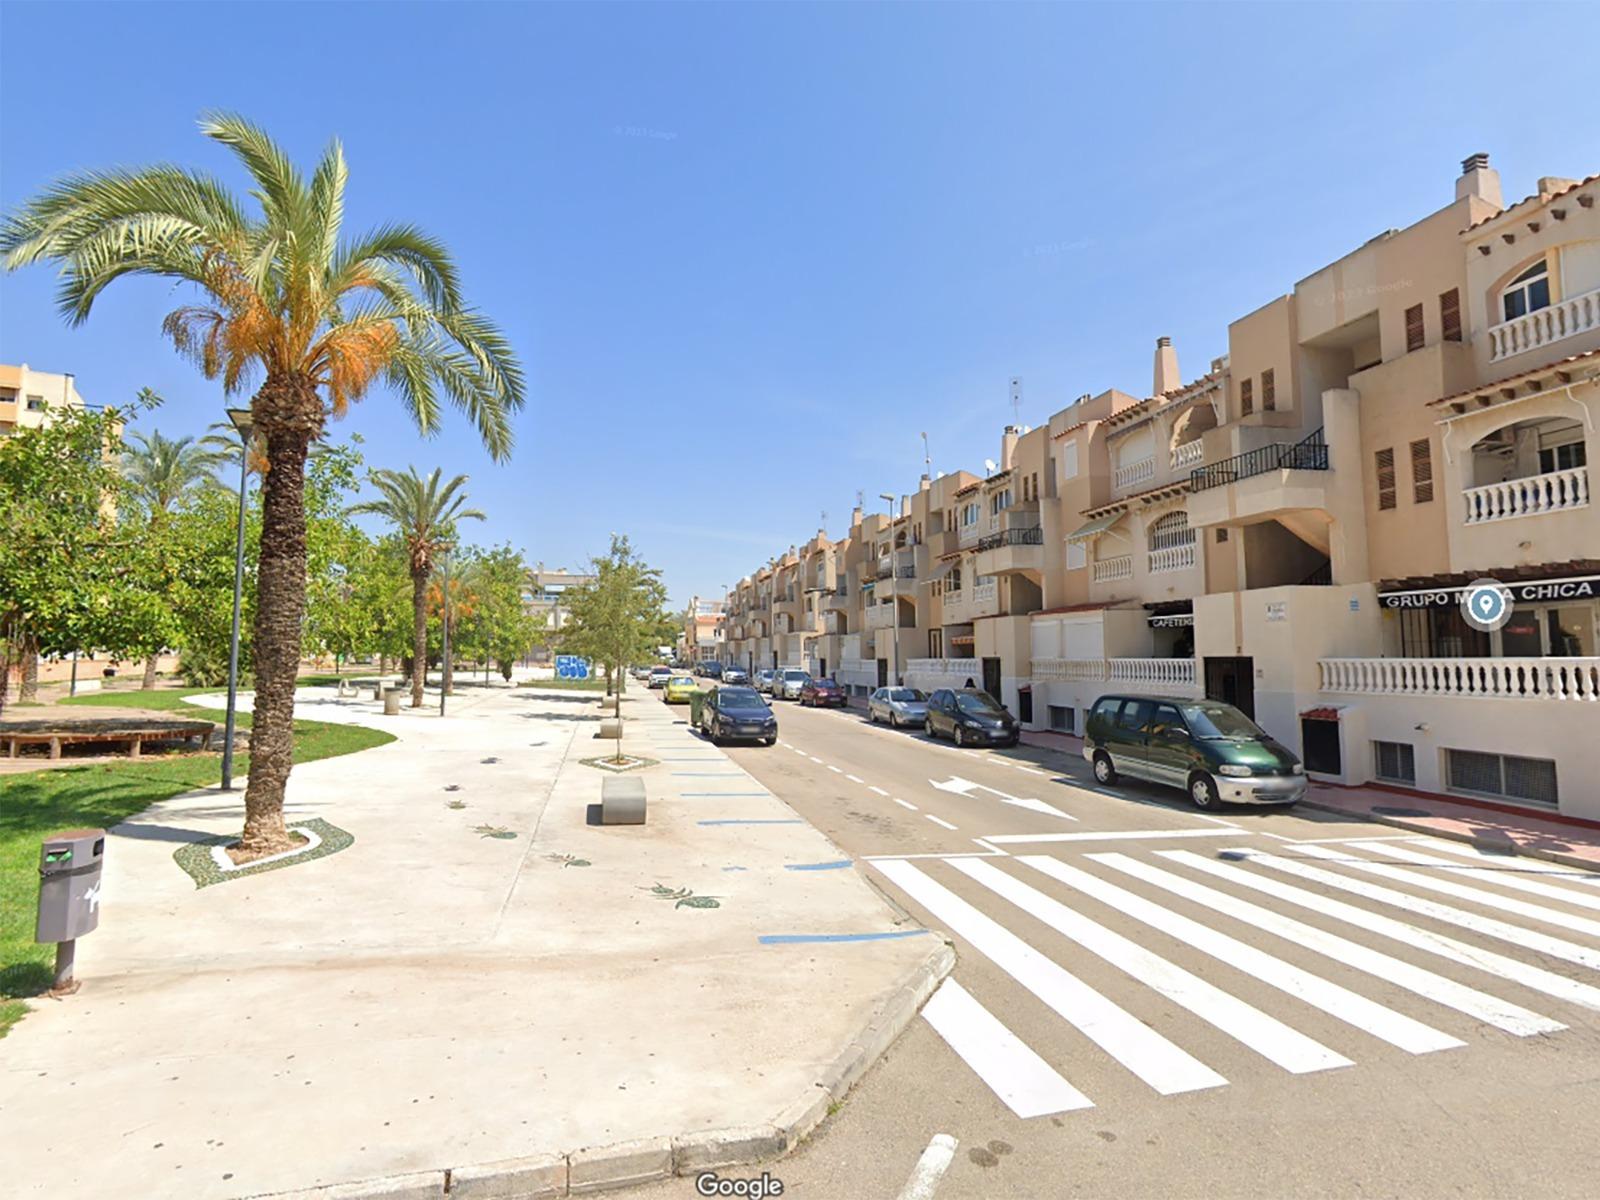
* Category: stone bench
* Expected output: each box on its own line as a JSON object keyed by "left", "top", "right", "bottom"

{"left": 600, "top": 775, "right": 646, "bottom": 825}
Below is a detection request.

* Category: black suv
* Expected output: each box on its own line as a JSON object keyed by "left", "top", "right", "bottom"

{"left": 924, "top": 688, "right": 1019, "bottom": 747}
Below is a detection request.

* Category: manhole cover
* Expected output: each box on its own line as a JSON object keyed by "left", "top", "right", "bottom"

{"left": 1372, "top": 805, "right": 1432, "bottom": 818}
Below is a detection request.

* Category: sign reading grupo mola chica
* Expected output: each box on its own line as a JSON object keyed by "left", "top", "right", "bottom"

{"left": 555, "top": 655, "right": 591, "bottom": 680}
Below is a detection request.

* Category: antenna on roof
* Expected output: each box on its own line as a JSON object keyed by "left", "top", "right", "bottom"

{"left": 1009, "top": 377, "right": 1022, "bottom": 426}
{"left": 984, "top": 458, "right": 998, "bottom": 474}
{"left": 921, "top": 430, "right": 931, "bottom": 476}
{"left": 855, "top": 488, "right": 864, "bottom": 509}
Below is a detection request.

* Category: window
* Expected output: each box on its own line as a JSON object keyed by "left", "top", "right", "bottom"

{"left": 25, "top": 395, "right": 46, "bottom": 412}
{"left": 1405, "top": 304, "right": 1425, "bottom": 352}
{"left": 1447, "top": 749, "right": 1559, "bottom": 806}
{"left": 1115, "top": 699, "right": 1152, "bottom": 732}
{"left": 1240, "top": 378, "right": 1254, "bottom": 417}
{"left": 989, "top": 488, "right": 1012, "bottom": 514}
{"left": 1373, "top": 740, "right": 1416, "bottom": 785}
{"left": 1216, "top": 528, "right": 1229, "bottom": 543}
{"left": 1048, "top": 705, "right": 1074, "bottom": 733}
{"left": 1261, "top": 369, "right": 1275, "bottom": 412}
{"left": 1147, "top": 510, "right": 1194, "bottom": 550}
{"left": 1410, "top": 439, "right": 1433, "bottom": 503}
{"left": 1538, "top": 438, "right": 1587, "bottom": 474}
{"left": 1375, "top": 447, "right": 1396, "bottom": 511}
{"left": 1440, "top": 288, "right": 1462, "bottom": 341}
{"left": 1501, "top": 258, "right": 1550, "bottom": 321}
{"left": 1065, "top": 541, "right": 1086, "bottom": 570}
{"left": 1060, "top": 442, "right": 1079, "bottom": 480}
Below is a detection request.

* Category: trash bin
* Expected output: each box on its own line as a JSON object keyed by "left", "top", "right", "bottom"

{"left": 383, "top": 687, "right": 402, "bottom": 715}
{"left": 688, "top": 690, "right": 707, "bottom": 727}
{"left": 36, "top": 829, "right": 105, "bottom": 994}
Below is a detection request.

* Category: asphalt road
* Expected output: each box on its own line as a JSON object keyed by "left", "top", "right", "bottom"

{"left": 615, "top": 690, "right": 1600, "bottom": 1200}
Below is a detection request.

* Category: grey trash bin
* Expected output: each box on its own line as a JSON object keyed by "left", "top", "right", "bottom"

{"left": 383, "top": 687, "right": 401, "bottom": 715}
{"left": 36, "top": 829, "right": 106, "bottom": 993}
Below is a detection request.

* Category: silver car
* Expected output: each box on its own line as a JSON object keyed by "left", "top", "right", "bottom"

{"left": 754, "top": 668, "right": 776, "bottom": 694}
{"left": 868, "top": 686, "right": 929, "bottom": 728}
{"left": 771, "top": 668, "right": 811, "bottom": 700}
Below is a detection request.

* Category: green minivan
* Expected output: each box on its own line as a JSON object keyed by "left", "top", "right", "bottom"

{"left": 1083, "top": 694, "right": 1306, "bottom": 809}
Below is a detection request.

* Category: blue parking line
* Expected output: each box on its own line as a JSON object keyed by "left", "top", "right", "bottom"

{"left": 758, "top": 930, "right": 930, "bottom": 945}
{"left": 698, "top": 818, "right": 804, "bottom": 826}
{"left": 784, "top": 860, "right": 853, "bottom": 871}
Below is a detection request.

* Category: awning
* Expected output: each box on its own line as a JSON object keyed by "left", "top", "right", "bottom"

{"left": 1067, "top": 511, "right": 1127, "bottom": 542}
{"left": 921, "top": 556, "right": 963, "bottom": 585}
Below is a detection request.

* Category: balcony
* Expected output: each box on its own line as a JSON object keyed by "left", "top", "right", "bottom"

{"left": 1320, "top": 657, "right": 1600, "bottom": 702}
{"left": 904, "top": 657, "right": 980, "bottom": 688}
{"left": 1091, "top": 555, "right": 1133, "bottom": 583}
{"left": 1486, "top": 284, "right": 1600, "bottom": 364}
{"left": 972, "top": 525, "right": 1045, "bottom": 577}
{"left": 865, "top": 603, "right": 896, "bottom": 630}
{"left": 958, "top": 523, "right": 982, "bottom": 549}
{"left": 942, "top": 580, "right": 999, "bottom": 625}
{"left": 1030, "top": 657, "right": 1198, "bottom": 693}
{"left": 1114, "top": 456, "right": 1156, "bottom": 491}
{"left": 1171, "top": 440, "right": 1203, "bottom": 469}
{"left": 1190, "top": 428, "right": 1328, "bottom": 492}
{"left": 1463, "top": 466, "right": 1589, "bottom": 525}
{"left": 1147, "top": 542, "right": 1197, "bottom": 574}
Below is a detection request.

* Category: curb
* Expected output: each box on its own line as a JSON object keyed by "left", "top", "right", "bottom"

{"left": 245, "top": 929, "right": 956, "bottom": 1200}
{"left": 1301, "top": 799, "right": 1600, "bottom": 874}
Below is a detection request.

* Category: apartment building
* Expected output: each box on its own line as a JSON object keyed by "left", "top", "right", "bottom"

{"left": 678, "top": 597, "right": 726, "bottom": 664}
{"left": 0, "top": 363, "right": 88, "bottom": 436}
{"left": 521, "top": 562, "right": 597, "bottom": 661}
{"left": 718, "top": 154, "right": 1600, "bottom": 818}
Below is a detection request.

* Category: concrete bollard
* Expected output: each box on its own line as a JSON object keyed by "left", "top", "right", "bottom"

{"left": 598, "top": 718, "right": 622, "bottom": 739}
{"left": 383, "top": 688, "right": 401, "bottom": 716}
{"left": 600, "top": 776, "right": 647, "bottom": 824}
{"left": 600, "top": 694, "right": 620, "bottom": 713}
{"left": 372, "top": 683, "right": 385, "bottom": 701}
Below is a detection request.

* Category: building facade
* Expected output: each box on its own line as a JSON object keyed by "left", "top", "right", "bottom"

{"left": 0, "top": 363, "right": 87, "bottom": 437}
{"left": 521, "top": 563, "right": 597, "bottom": 662}
{"left": 720, "top": 156, "right": 1600, "bottom": 818}
{"left": 679, "top": 597, "right": 727, "bottom": 664}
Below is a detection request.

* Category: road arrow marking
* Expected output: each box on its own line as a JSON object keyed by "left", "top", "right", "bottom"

{"left": 931, "top": 776, "right": 1078, "bottom": 821}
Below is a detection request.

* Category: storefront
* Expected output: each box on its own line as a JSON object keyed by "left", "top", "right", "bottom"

{"left": 1378, "top": 571, "right": 1598, "bottom": 659}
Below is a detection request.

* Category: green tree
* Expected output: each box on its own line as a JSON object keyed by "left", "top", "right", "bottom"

{"left": 2, "top": 114, "right": 526, "bottom": 855}
{"left": 454, "top": 545, "right": 544, "bottom": 682}
{"left": 350, "top": 467, "right": 483, "bottom": 707}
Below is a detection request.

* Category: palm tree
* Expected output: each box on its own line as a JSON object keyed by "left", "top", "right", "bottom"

{"left": 1, "top": 115, "right": 525, "bottom": 855}
{"left": 350, "top": 467, "right": 483, "bottom": 708}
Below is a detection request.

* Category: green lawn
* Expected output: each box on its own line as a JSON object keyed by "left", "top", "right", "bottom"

{"left": 1, "top": 689, "right": 392, "bottom": 1037}
{"left": 523, "top": 675, "right": 608, "bottom": 692}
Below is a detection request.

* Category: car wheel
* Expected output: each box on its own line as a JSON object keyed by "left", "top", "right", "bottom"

{"left": 890, "top": 712, "right": 900, "bottom": 729}
{"left": 1189, "top": 772, "right": 1220, "bottom": 809}
{"left": 1092, "top": 751, "right": 1117, "bottom": 785}
{"left": 953, "top": 725, "right": 966, "bottom": 748}
{"left": 763, "top": 735, "right": 777, "bottom": 746}
{"left": 709, "top": 722, "right": 722, "bottom": 746}
{"left": 868, "top": 708, "right": 878, "bottom": 724}
{"left": 925, "top": 721, "right": 939, "bottom": 741}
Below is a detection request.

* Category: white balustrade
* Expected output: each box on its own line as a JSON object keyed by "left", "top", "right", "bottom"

{"left": 1108, "top": 657, "right": 1198, "bottom": 688}
{"left": 973, "top": 580, "right": 998, "bottom": 602}
{"left": 1320, "top": 657, "right": 1600, "bottom": 701}
{"left": 1147, "top": 542, "right": 1197, "bottom": 573}
{"left": 1114, "top": 456, "right": 1157, "bottom": 490}
{"left": 1092, "top": 555, "right": 1133, "bottom": 583}
{"left": 1487, "top": 285, "right": 1600, "bottom": 363}
{"left": 866, "top": 603, "right": 895, "bottom": 629}
{"left": 1463, "top": 467, "right": 1589, "bottom": 524}
{"left": 1171, "top": 440, "right": 1203, "bottom": 469}
{"left": 1029, "top": 658, "right": 1106, "bottom": 681}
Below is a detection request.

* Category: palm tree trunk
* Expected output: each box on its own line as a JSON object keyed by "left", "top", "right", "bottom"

{"left": 411, "top": 569, "right": 428, "bottom": 707}
{"left": 240, "top": 377, "right": 320, "bottom": 857}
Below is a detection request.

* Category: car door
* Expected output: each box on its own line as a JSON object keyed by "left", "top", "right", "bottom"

{"left": 1110, "top": 698, "right": 1154, "bottom": 777}
{"left": 1140, "top": 702, "right": 1192, "bottom": 788}
{"left": 928, "top": 689, "right": 952, "bottom": 736}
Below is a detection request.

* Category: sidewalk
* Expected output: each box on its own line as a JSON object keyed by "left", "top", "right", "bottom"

{"left": 1304, "top": 782, "right": 1600, "bottom": 871}
{"left": 0, "top": 683, "right": 949, "bottom": 1199}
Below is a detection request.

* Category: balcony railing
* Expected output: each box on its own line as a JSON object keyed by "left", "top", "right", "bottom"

{"left": 1114, "top": 456, "right": 1156, "bottom": 490}
{"left": 958, "top": 524, "right": 982, "bottom": 547}
{"left": 1190, "top": 428, "right": 1328, "bottom": 493}
{"left": 1321, "top": 657, "right": 1600, "bottom": 701}
{"left": 972, "top": 580, "right": 997, "bottom": 603}
{"left": 1172, "top": 439, "right": 1204, "bottom": 469}
{"left": 1487, "top": 284, "right": 1600, "bottom": 364}
{"left": 1029, "top": 658, "right": 1106, "bottom": 681}
{"left": 1147, "top": 542, "right": 1197, "bottom": 573}
{"left": 1030, "top": 657, "right": 1198, "bottom": 690}
{"left": 975, "top": 526, "right": 1045, "bottom": 552}
{"left": 865, "top": 604, "right": 896, "bottom": 630}
{"left": 1463, "top": 466, "right": 1589, "bottom": 525}
{"left": 1092, "top": 555, "right": 1133, "bottom": 583}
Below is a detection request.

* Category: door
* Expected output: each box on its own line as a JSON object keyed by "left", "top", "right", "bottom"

{"left": 1017, "top": 686, "right": 1033, "bottom": 725}
{"left": 981, "top": 657, "right": 1002, "bottom": 700}
{"left": 1204, "top": 656, "right": 1255, "bottom": 719}
{"left": 819, "top": 656, "right": 827, "bottom": 680}
{"left": 1141, "top": 702, "right": 1192, "bottom": 787}
{"left": 877, "top": 658, "right": 889, "bottom": 688}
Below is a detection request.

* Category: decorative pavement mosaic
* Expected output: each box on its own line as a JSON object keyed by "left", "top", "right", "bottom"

{"left": 173, "top": 817, "right": 353, "bottom": 888}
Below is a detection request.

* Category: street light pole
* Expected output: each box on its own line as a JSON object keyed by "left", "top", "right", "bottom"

{"left": 221, "top": 407, "right": 253, "bottom": 791}
{"left": 439, "top": 546, "right": 452, "bottom": 717}
{"left": 879, "top": 492, "right": 902, "bottom": 687}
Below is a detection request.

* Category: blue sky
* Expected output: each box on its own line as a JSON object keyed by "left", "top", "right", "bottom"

{"left": 2, "top": 1, "right": 1597, "bottom": 608}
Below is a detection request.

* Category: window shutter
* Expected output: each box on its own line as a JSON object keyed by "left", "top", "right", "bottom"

{"left": 1216, "top": 528, "right": 1229, "bottom": 543}
{"left": 1375, "top": 447, "right": 1397, "bottom": 510}
{"left": 1440, "top": 288, "right": 1462, "bottom": 342}
{"left": 1410, "top": 438, "right": 1434, "bottom": 503}
{"left": 1405, "top": 304, "right": 1425, "bottom": 352}
{"left": 1261, "top": 369, "right": 1276, "bottom": 412}
{"left": 1240, "top": 378, "right": 1254, "bottom": 416}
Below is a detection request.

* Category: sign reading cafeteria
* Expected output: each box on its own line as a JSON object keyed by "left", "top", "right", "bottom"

{"left": 1379, "top": 575, "right": 1599, "bottom": 610}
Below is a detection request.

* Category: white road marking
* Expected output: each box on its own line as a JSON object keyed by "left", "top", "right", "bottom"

{"left": 921, "top": 979, "right": 1094, "bottom": 1118}
{"left": 983, "top": 828, "right": 1239, "bottom": 845}
{"left": 864, "top": 851, "right": 1007, "bottom": 861}
{"left": 869, "top": 785, "right": 890, "bottom": 796}
{"left": 1021, "top": 856, "right": 1463, "bottom": 1056}
{"left": 972, "top": 838, "right": 1008, "bottom": 856}
{"left": 1412, "top": 838, "right": 1600, "bottom": 883}
{"left": 1352, "top": 840, "right": 1600, "bottom": 915}
{"left": 846, "top": 773, "right": 864, "bottom": 783}
{"left": 828, "top": 765, "right": 843, "bottom": 774}
{"left": 872, "top": 859, "right": 1227, "bottom": 1095}
{"left": 926, "top": 815, "right": 959, "bottom": 831}
{"left": 1096, "top": 852, "right": 1562, "bottom": 1037}
{"left": 808, "top": 755, "right": 824, "bottom": 764}
{"left": 896, "top": 1133, "right": 958, "bottom": 1200}
{"left": 954, "top": 859, "right": 1352, "bottom": 1074}
{"left": 931, "top": 775, "right": 1077, "bottom": 821}
{"left": 1160, "top": 849, "right": 1600, "bottom": 1013}
{"left": 894, "top": 798, "right": 920, "bottom": 811}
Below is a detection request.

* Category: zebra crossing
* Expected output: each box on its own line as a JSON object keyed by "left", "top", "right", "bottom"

{"left": 870, "top": 836, "right": 1600, "bottom": 1119}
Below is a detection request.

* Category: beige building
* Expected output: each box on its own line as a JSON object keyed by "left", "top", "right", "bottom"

{"left": 678, "top": 597, "right": 726, "bottom": 664}
{"left": 521, "top": 563, "right": 597, "bottom": 662}
{"left": 0, "top": 363, "right": 87, "bottom": 436}
{"left": 720, "top": 155, "right": 1600, "bottom": 818}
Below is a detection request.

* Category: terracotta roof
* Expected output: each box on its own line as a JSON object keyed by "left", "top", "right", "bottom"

{"left": 1050, "top": 421, "right": 1088, "bottom": 440}
{"left": 1428, "top": 348, "right": 1600, "bottom": 409}
{"left": 1081, "top": 479, "right": 1188, "bottom": 518}
{"left": 1030, "top": 601, "right": 1118, "bottom": 616}
{"left": 1464, "top": 173, "right": 1599, "bottom": 233}
{"left": 955, "top": 482, "right": 981, "bottom": 497}
{"left": 1300, "top": 707, "right": 1342, "bottom": 721}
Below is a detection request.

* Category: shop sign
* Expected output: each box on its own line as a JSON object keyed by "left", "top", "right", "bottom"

{"left": 1380, "top": 575, "right": 1599, "bottom": 610}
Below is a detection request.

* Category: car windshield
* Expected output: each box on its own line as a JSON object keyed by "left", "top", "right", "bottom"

{"left": 671, "top": 676, "right": 693, "bottom": 686}
{"left": 784, "top": 671, "right": 809, "bottom": 682}
{"left": 887, "top": 689, "right": 925, "bottom": 702}
{"left": 956, "top": 693, "right": 1003, "bottom": 715}
{"left": 1181, "top": 703, "right": 1266, "bottom": 739}
{"left": 719, "top": 688, "right": 767, "bottom": 710}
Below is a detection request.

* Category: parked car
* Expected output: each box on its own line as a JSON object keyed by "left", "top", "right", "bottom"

{"left": 699, "top": 685, "right": 778, "bottom": 746}
{"left": 771, "top": 668, "right": 811, "bottom": 700}
{"left": 799, "top": 677, "right": 847, "bottom": 708}
{"left": 701, "top": 661, "right": 724, "bottom": 679}
{"left": 754, "top": 669, "right": 776, "bottom": 694}
{"left": 1083, "top": 695, "right": 1305, "bottom": 809}
{"left": 868, "top": 686, "right": 928, "bottom": 728}
{"left": 723, "top": 665, "right": 749, "bottom": 685}
{"left": 647, "top": 666, "right": 672, "bottom": 689}
{"left": 663, "top": 675, "right": 697, "bottom": 703}
{"left": 924, "top": 688, "right": 1019, "bottom": 747}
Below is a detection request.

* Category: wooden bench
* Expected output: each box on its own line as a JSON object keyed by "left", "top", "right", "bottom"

{"left": 2, "top": 720, "right": 217, "bottom": 762}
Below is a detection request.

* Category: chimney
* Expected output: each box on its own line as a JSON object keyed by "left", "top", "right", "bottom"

{"left": 919, "top": 473, "right": 931, "bottom": 493}
{"left": 1456, "top": 152, "right": 1502, "bottom": 207}
{"left": 1153, "top": 336, "right": 1180, "bottom": 395}
{"left": 850, "top": 504, "right": 862, "bottom": 528}
{"left": 1000, "top": 425, "right": 1020, "bottom": 471}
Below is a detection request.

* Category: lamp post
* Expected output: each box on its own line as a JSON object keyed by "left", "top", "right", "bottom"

{"left": 879, "top": 492, "right": 903, "bottom": 687}
{"left": 439, "top": 545, "right": 453, "bottom": 717}
{"left": 220, "top": 407, "right": 252, "bottom": 791}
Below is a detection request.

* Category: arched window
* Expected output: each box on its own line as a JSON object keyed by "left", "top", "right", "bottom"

{"left": 1502, "top": 258, "right": 1551, "bottom": 322}
{"left": 1147, "top": 510, "right": 1194, "bottom": 550}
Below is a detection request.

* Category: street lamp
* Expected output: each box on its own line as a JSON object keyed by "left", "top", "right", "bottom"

{"left": 439, "top": 544, "right": 453, "bottom": 717}
{"left": 220, "top": 407, "right": 252, "bottom": 791}
{"left": 879, "top": 492, "right": 904, "bottom": 687}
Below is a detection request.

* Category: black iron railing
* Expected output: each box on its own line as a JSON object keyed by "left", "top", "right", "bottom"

{"left": 1189, "top": 428, "right": 1328, "bottom": 493}
{"left": 975, "top": 526, "right": 1045, "bottom": 552}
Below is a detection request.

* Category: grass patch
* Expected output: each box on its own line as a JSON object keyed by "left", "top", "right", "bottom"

{"left": 521, "top": 676, "right": 609, "bottom": 692}
{"left": 1, "top": 689, "right": 392, "bottom": 1037}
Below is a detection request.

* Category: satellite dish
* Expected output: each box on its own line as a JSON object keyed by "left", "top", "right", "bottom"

{"left": 984, "top": 458, "right": 998, "bottom": 473}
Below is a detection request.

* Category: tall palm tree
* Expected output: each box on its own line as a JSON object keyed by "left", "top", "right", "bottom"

{"left": 350, "top": 467, "right": 483, "bottom": 708}
{"left": 1, "top": 115, "right": 525, "bottom": 855}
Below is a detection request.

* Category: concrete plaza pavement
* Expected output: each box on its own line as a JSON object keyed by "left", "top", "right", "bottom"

{"left": 0, "top": 682, "right": 949, "bottom": 1199}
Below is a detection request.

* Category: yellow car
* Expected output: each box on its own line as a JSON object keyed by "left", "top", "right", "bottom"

{"left": 664, "top": 675, "right": 697, "bottom": 704}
